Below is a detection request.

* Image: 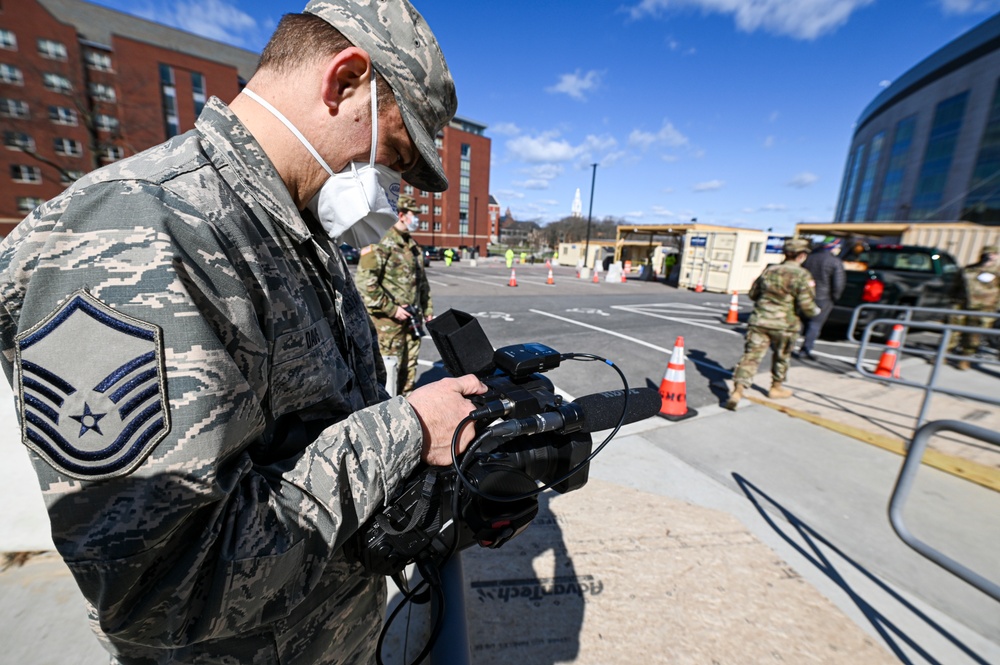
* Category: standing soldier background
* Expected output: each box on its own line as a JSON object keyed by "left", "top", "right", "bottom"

{"left": 951, "top": 244, "right": 1000, "bottom": 370}
{"left": 443, "top": 246, "right": 455, "bottom": 266}
{"left": 357, "top": 194, "right": 433, "bottom": 395}
{"left": 726, "top": 237, "right": 820, "bottom": 410}
{"left": 797, "top": 236, "right": 846, "bottom": 360}
{"left": 506, "top": 247, "right": 515, "bottom": 268}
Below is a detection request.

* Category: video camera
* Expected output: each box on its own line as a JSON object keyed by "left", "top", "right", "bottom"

{"left": 349, "top": 309, "right": 660, "bottom": 578}
{"left": 403, "top": 304, "right": 427, "bottom": 340}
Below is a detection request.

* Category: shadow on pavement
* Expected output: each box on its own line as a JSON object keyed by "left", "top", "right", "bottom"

{"left": 733, "top": 473, "right": 992, "bottom": 665}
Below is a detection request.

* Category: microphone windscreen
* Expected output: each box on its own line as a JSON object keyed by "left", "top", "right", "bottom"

{"left": 576, "top": 387, "right": 662, "bottom": 433}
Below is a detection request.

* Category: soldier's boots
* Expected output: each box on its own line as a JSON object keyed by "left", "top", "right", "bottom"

{"left": 724, "top": 385, "right": 744, "bottom": 411}
{"left": 768, "top": 382, "right": 793, "bottom": 399}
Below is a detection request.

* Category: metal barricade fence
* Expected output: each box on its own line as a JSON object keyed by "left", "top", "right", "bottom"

{"left": 850, "top": 304, "right": 1000, "bottom": 432}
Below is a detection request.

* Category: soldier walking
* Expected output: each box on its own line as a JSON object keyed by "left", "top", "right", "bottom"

{"left": 726, "top": 238, "right": 820, "bottom": 410}
{"left": 357, "top": 195, "right": 433, "bottom": 395}
{"left": 952, "top": 244, "right": 1000, "bottom": 370}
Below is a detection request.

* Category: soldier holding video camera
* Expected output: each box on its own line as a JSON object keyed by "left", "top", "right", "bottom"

{"left": 358, "top": 194, "right": 433, "bottom": 395}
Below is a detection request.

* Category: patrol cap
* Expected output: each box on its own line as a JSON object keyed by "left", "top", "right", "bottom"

{"left": 783, "top": 238, "right": 812, "bottom": 255}
{"left": 982, "top": 244, "right": 998, "bottom": 254}
{"left": 304, "top": 0, "right": 457, "bottom": 193}
{"left": 396, "top": 194, "right": 419, "bottom": 213}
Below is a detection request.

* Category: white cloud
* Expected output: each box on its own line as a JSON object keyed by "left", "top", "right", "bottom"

{"left": 763, "top": 135, "right": 776, "bottom": 148}
{"left": 497, "top": 189, "right": 525, "bottom": 200}
{"left": 523, "top": 164, "right": 565, "bottom": 180}
{"left": 938, "top": 0, "right": 1000, "bottom": 14}
{"left": 693, "top": 179, "right": 725, "bottom": 192}
{"left": 507, "top": 132, "right": 583, "bottom": 163}
{"left": 878, "top": 79, "right": 892, "bottom": 88}
{"left": 546, "top": 70, "right": 602, "bottom": 101}
{"left": 514, "top": 179, "right": 551, "bottom": 190}
{"left": 133, "top": 0, "right": 261, "bottom": 46}
{"left": 491, "top": 122, "right": 522, "bottom": 136}
{"left": 760, "top": 203, "right": 789, "bottom": 211}
{"left": 769, "top": 110, "right": 780, "bottom": 122}
{"left": 629, "top": 120, "right": 689, "bottom": 149}
{"left": 583, "top": 134, "right": 620, "bottom": 152}
{"left": 788, "top": 171, "right": 819, "bottom": 188}
{"left": 627, "top": 0, "right": 876, "bottom": 40}
{"left": 662, "top": 154, "right": 680, "bottom": 162}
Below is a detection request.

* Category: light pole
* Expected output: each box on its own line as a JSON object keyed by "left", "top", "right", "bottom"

{"left": 472, "top": 195, "right": 478, "bottom": 258}
{"left": 583, "top": 163, "right": 598, "bottom": 268}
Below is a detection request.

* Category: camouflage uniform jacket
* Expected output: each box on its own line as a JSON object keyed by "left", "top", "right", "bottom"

{"left": 356, "top": 226, "right": 432, "bottom": 321}
{"left": 956, "top": 260, "right": 1000, "bottom": 311}
{"left": 0, "top": 97, "right": 423, "bottom": 664}
{"left": 747, "top": 261, "right": 821, "bottom": 331}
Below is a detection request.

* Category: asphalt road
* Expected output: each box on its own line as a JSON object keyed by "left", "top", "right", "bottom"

{"left": 410, "top": 258, "right": 876, "bottom": 406}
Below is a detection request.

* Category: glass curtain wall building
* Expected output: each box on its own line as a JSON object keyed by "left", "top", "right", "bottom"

{"left": 834, "top": 12, "right": 1000, "bottom": 224}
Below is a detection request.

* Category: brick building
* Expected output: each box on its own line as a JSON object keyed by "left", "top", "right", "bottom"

{"left": 403, "top": 115, "right": 491, "bottom": 257}
{"left": 0, "top": 0, "right": 257, "bottom": 234}
{"left": 1, "top": 0, "right": 493, "bottom": 247}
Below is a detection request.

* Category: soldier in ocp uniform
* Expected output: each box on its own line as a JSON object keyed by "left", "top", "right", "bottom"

{"left": 726, "top": 237, "right": 820, "bottom": 410}
{"left": 357, "top": 194, "right": 433, "bottom": 395}
{"left": 951, "top": 244, "right": 1000, "bottom": 370}
{"left": 0, "top": 2, "right": 487, "bottom": 664}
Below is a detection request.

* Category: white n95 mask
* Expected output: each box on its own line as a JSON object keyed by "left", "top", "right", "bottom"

{"left": 242, "top": 76, "right": 400, "bottom": 247}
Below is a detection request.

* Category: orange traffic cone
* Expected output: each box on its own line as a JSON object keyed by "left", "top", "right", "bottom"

{"left": 621, "top": 269, "right": 627, "bottom": 283}
{"left": 694, "top": 276, "right": 704, "bottom": 293}
{"left": 508, "top": 268, "right": 518, "bottom": 287}
{"left": 725, "top": 291, "right": 739, "bottom": 324}
{"left": 592, "top": 269, "right": 600, "bottom": 284}
{"left": 657, "top": 336, "right": 698, "bottom": 421}
{"left": 874, "top": 324, "right": 903, "bottom": 378}
{"left": 546, "top": 268, "right": 555, "bottom": 285}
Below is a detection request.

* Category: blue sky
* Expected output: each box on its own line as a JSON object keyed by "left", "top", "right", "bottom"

{"left": 88, "top": 0, "right": 1000, "bottom": 235}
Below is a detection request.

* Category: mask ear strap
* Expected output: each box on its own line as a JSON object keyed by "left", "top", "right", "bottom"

{"left": 242, "top": 87, "right": 334, "bottom": 177}
{"left": 369, "top": 71, "right": 378, "bottom": 166}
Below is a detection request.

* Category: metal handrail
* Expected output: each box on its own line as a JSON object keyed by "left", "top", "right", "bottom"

{"left": 888, "top": 420, "right": 1000, "bottom": 601}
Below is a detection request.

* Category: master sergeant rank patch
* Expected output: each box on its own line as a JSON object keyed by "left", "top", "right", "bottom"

{"left": 15, "top": 290, "right": 170, "bottom": 480}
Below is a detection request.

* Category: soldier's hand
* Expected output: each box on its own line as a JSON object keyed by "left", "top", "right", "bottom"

{"left": 406, "top": 375, "right": 487, "bottom": 465}
{"left": 393, "top": 306, "right": 410, "bottom": 322}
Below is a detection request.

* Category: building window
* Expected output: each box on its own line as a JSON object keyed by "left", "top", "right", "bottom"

{"left": 43, "top": 72, "right": 72, "bottom": 94}
{"left": 459, "top": 175, "right": 470, "bottom": 190}
{"left": 89, "top": 82, "right": 116, "bottom": 103}
{"left": 10, "top": 164, "right": 41, "bottom": 183}
{"left": 37, "top": 38, "right": 67, "bottom": 60}
{"left": 17, "top": 196, "right": 45, "bottom": 213}
{"left": 101, "top": 144, "right": 124, "bottom": 161}
{"left": 747, "top": 242, "right": 762, "bottom": 263}
{"left": 191, "top": 72, "right": 206, "bottom": 115}
{"left": 95, "top": 113, "right": 119, "bottom": 132}
{"left": 853, "top": 131, "right": 885, "bottom": 221}
{"left": 0, "top": 29, "right": 16, "bottom": 50}
{"left": 962, "top": 78, "right": 1000, "bottom": 223}
{"left": 4, "top": 130, "right": 33, "bottom": 151}
{"left": 84, "top": 50, "right": 113, "bottom": 72}
{"left": 836, "top": 143, "right": 865, "bottom": 222}
{"left": 0, "top": 63, "right": 22, "bottom": 84}
{"left": 419, "top": 220, "right": 428, "bottom": 231}
{"left": 49, "top": 105, "right": 77, "bottom": 125}
{"left": 458, "top": 211, "right": 468, "bottom": 236}
{"left": 459, "top": 192, "right": 469, "bottom": 206}
{"left": 159, "top": 64, "right": 179, "bottom": 138}
{"left": 433, "top": 221, "right": 441, "bottom": 232}
{"left": 0, "top": 97, "right": 27, "bottom": 117}
{"left": 434, "top": 205, "right": 441, "bottom": 217}
{"left": 54, "top": 137, "right": 82, "bottom": 156}
{"left": 434, "top": 137, "right": 443, "bottom": 149}
{"left": 911, "top": 91, "right": 970, "bottom": 220}
{"left": 404, "top": 184, "right": 414, "bottom": 195}
{"left": 419, "top": 204, "right": 429, "bottom": 214}
{"left": 434, "top": 191, "right": 441, "bottom": 200}
{"left": 875, "top": 116, "right": 917, "bottom": 221}
{"left": 59, "top": 170, "right": 83, "bottom": 184}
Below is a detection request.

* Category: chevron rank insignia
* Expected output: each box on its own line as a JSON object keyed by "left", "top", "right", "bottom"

{"left": 15, "top": 290, "right": 170, "bottom": 480}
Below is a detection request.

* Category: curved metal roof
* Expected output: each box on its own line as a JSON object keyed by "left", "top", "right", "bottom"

{"left": 856, "top": 12, "right": 1000, "bottom": 133}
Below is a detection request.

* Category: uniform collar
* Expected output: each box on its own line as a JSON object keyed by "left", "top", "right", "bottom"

{"left": 195, "top": 97, "right": 312, "bottom": 244}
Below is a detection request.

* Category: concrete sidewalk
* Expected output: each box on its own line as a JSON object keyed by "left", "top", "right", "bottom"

{"left": 2, "top": 362, "right": 999, "bottom": 664}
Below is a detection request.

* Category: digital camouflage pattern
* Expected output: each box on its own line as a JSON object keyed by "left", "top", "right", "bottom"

{"left": 951, "top": 252, "right": 1000, "bottom": 356}
{"left": 357, "top": 226, "right": 432, "bottom": 395}
{"left": 0, "top": 97, "right": 424, "bottom": 665}
{"left": 304, "top": 0, "right": 456, "bottom": 192}
{"left": 733, "top": 261, "right": 820, "bottom": 388}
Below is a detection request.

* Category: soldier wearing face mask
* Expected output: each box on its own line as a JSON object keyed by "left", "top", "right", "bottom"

{"left": 0, "top": 2, "right": 486, "bottom": 664}
{"left": 356, "top": 194, "right": 433, "bottom": 396}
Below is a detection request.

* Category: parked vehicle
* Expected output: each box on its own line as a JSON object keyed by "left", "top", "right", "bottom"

{"left": 829, "top": 244, "right": 961, "bottom": 332}
{"left": 339, "top": 243, "right": 360, "bottom": 265}
{"left": 423, "top": 246, "right": 460, "bottom": 263}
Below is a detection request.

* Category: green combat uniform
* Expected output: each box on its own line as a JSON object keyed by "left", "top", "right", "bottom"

{"left": 951, "top": 245, "right": 1000, "bottom": 361}
{"left": 357, "top": 200, "right": 432, "bottom": 396}
{"left": 730, "top": 239, "right": 820, "bottom": 403}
